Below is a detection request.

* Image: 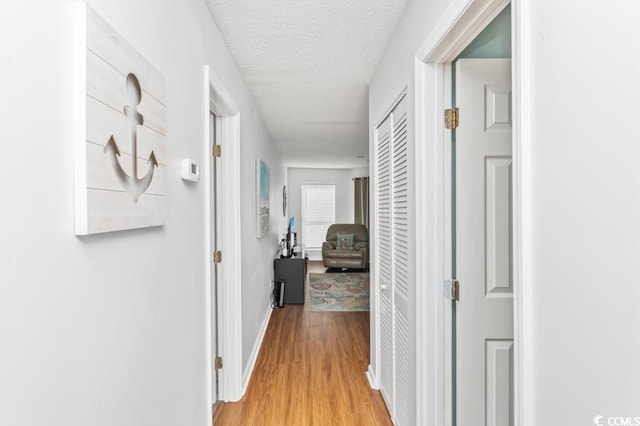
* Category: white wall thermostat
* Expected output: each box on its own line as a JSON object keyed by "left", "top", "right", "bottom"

{"left": 180, "top": 159, "right": 200, "bottom": 182}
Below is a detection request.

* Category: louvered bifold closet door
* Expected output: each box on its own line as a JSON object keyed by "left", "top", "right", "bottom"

{"left": 376, "top": 114, "right": 395, "bottom": 418}
{"left": 391, "top": 96, "right": 411, "bottom": 426}
{"left": 375, "top": 93, "right": 412, "bottom": 425}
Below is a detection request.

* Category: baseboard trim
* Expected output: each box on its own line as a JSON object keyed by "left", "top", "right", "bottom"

{"left": 367, "top": 364, "right": 379, "bottom": 389}
{"left": 242, "top": 306, "right": 273, "bottom": 393}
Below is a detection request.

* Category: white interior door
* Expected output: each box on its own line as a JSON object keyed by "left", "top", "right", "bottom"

{"left": 375, "top": 94, "right": 411, "bottom": 425}
{"left": 455, "top": 58, "right": 513, "bottom": 426}
{"left": 210, "top": 111, "right": 222, "bottom": 404}
{"left": 376, "top": 113, "right": 394, "bottom": 417}
{"left": 391, "top": 98, "right": 411, "bottom": 426}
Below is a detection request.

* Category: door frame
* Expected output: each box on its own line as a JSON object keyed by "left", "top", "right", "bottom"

{"left": 204, "top": 65, "right": 243, "bottom": 412}
{"left": 413, "top": 0, "right": 532, "bottom": 424}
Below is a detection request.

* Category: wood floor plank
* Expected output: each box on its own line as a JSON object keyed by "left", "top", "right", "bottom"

{"left": 213, "top": 262, "right": 391, "bottom": 425}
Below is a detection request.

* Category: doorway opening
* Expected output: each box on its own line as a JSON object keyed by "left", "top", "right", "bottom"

{"left": 449, "top": 7, "right": 513, "bottom": 425}
{"left": 204, "top": 65, "right": 244, "bottom": 423}
{"left": 210, "top": 110, "right": 222, "bottom": 410}
{"left": 413, "top": 0, "right": 528, "bottom": 424}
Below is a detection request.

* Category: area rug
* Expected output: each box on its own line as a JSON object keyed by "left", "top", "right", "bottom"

{"left": 309, "top": 272, "right": 369, "bottom": 312}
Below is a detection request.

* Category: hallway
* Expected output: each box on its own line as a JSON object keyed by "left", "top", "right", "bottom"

{"left": 213, "top": 262, "right": 391, "bottom": 425}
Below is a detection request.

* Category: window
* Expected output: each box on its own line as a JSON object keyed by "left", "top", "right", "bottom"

{"left": 301, "top": 184, "right": 335, "bottom": 250}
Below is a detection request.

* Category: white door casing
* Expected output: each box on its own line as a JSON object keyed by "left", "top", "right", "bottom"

{"left": 455, "top": 58, "right": 513, "bottom": 426}
{"left": 411, "top": 1, "right": 527, "bottom": 424}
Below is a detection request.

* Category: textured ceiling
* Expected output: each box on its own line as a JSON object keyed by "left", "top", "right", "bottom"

{"left": 204, "top": 0, "right": 411, "bottom": 168}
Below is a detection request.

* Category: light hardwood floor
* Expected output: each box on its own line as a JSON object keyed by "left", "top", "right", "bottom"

{"left": 213, "top": 261, "right": 391, "bottom": 426}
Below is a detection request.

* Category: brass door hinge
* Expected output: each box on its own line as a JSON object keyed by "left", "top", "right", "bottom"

{"left": 213, "top": 144, "right": 222, "bottom": 158}
{"left": 445, "top": 279, "right": 460, "bottom": 301}
{"left": 444, "top": 107, "right": 460, "bottom": 130}
{"left": 213, "top": 250, "right": 222, "bottom": 264}
{"left": 215, "top": 356, "right": 223, "bottom": 370}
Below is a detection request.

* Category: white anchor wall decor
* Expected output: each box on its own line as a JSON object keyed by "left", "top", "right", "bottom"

{"left": 103, "top": 73, "right": 158, "bottom": 203}
{"left": 74, "top": 4, "right": 168, "bottom": 235}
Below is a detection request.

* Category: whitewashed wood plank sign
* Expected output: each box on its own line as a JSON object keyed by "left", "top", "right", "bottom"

{"left": 74, "top": 4, "right": 167, "bottom": 235}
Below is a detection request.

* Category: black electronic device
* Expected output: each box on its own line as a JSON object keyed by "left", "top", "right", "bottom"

{"left": 287, "top": 217, "right": 296, "bottom": 254}
{"left": 272, "top": 280, "right": 285, "bottom": 308}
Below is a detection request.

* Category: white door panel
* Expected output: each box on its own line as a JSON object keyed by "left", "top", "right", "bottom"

{"left": 485, "top": 157, "right": 512, "bottom": 295}
{"left": 392, "top": 100, "right": 410, "bottom": 426}
{"left": 376, "top": 114, "right": 394, "bottom": 415}
{"left": 485, "top": 340, "right": 514, "bottom": 426}
{"left": 455, "top": 58, "right": 513, "bottom": 426}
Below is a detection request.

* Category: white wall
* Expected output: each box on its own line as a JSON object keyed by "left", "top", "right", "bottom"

{"left": 348, "top": 167, "right": 370, "bottom": 180}
{"left": 526, "top": 1, "right": 640, "bottom": 423}
{"left": 0, "top": 1, "right": 282, "bottom": 425}
{"left": 287, "top": 167, "right": 368, "bottom": 259}
{"left": 370, "top": 0, "right": 640, "bottom": 424}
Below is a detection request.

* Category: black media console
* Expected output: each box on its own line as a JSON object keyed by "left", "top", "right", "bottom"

{"left": 273, "top": 256, "right": 306, "bottom": 304}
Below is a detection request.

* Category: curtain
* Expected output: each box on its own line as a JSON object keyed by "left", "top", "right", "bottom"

{"left": 354, "top": 177, "right": 369, "bottom": 229}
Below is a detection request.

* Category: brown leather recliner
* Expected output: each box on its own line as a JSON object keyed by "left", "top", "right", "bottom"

{"left": 322, "top": 224, "right": 368, "bottom": 269}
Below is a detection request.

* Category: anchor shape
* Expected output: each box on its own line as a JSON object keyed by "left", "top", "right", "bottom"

{"left": 103, "top": 73, "right": 158, "bottom": 203}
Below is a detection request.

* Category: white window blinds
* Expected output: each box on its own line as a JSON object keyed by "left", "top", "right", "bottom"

{"left": 301, "top": 184, "right": 335, "bottom": 249}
